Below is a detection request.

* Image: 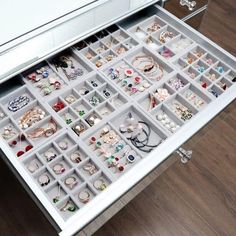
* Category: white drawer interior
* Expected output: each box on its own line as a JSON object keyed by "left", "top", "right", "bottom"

{"left": 0, "top": 4, "right": 235, "bottom": 236}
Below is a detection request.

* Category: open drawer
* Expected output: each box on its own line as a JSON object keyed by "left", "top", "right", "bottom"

{"left": 0, "top": 4, "right": 235, "bottom": 236}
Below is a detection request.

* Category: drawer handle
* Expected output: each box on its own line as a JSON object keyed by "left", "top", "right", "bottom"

{"left": 179, "top": 0, "right": 197, "bottom": 11}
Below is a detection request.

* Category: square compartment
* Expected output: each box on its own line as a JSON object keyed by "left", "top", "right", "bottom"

{"left": 173, "top": 58, "right": 188, "bottom": 70}
{"left": 84, "top": 35, "right": 99, "bottom": 45}
{"left": 57, "top": 198, "right": 78, "bottom": 220}
{"left": 71, "top": 120, "right": 88, "bottom": 136}
{"left": 98, "top": 83, "right": 117, "bottom": 100}
{"left": 65, "top": 146, "right": 88, "bottom": 165}
{"left": 144, "top": 36, "right": 161, "bottom": 50}
{"left": 166, "top": 35, "right": 193, "bottom": 54}
{"left": 196, "top": 76, "right": 212, "bottom": 89}
{"left": 181, "top": 52, "right": 198, "bottom": 65}
{"left": 75, "top": 81, "right": 93, "bottom": 96}
{"left": 214, "top": 61, "right": 230, "bottom": 74}
{"left": 49, "top": 97, "right": 67, "bottom": 113}
{"left": 34, "top": 168, "right": 55, "bottom": 188}
{"left": 112, "top": 29, "right": 129, "bottom": 42}
{"left": 158, "top": 46, "right": 175, "bottom": 59}
{"left": 101, "top": 35, "right": 120, "bottom": 48}
{"left": 85, "top": 91, "right": 105, "bottom": 107}
{"left": 0, "top": 118, "right": 19, "bottom": 141}
{"left": 74, "top": 183, "right": 96, "bottom": 206}
{"left": 166, "top": 95, "right": 198, "bottom": 122}
{"left": 13, "top": 101, "right": 49, "bottom": 130}
{"left": 8, "top": 135, "right": 33, "bottom": 158}
{"left": 167, "top": 74, "right": 189, "bottom": 91}
{"left": 0, "top": 86, "right": 35, "bottom": 113}
{"left": 23, "top": 154, "right": 43, "bottom": 174}
{"left": 92, "top": 56, "right": 107, "bottom": 68}
{"left": 95, "top": 30, "right": 109, "bottom": 39}
{"left": 201, "top": 53, "right": 218, "bottom": 66}
{"left": 207, "top": 85, "right": 223, "bottom": 98}
{"left": 61, "top": 170, "right": 84, "bottom": 191}
{"left": 80, "top": 47, "right": 97, "bottom": 60}
{"left": 61, "top": 89, "right": 80, "bottom": 105}
{"left": 26, "top": 117, "right": 60, "bottom": 145}
{"left": 79, "top": 159, "right": 99, "bottom": 178}
{"left": 74, "top": 41, "right": 87, "bottom": 51}
{"left": 38, "top": 143, "right": 61, "bottom": 163}
{"left": 109, "top": 93, "right": 127, "bottom": 107}
{"left": 153, "top": 25, "right": 179, "bottom": 44}
{"left": 71, "top": 99, "right": 92, "bottom": 118}
{"left": 55, "top": 134, "right": 76, "bottom": 152}
{"left": 91, "top": 41, "right": 108, "bottom": 54}
{"left": 191, "top": 46, "right": 206, "bottom": 58}
{"left": 45, "top": 183, "right": 67, "bottom": 204}
{"left": 49, "top": 156, "right": 72, "bottom": 176}
{"left": 150, "top": 104, "right": 183, "bottom": 134}
{"left": 89, "top": 172, "right": 112, "bottom": 192}
{"left": 129, "top": 26, "right": 148, "bottom": 40}
{"left": 183, "top": 66, "right": 200, "bottom": 79}
{"left": 84, "top": 111, "right": 102, "bottom": 127}
{"left": 86, "top": 74, "right": 106, "bottom": 89}
{"left": 97, "top": 102, "right": 115, "bottom": 117}
{"left": 113, "top": 44, "right": 128, "bottom": 55}
{"left": 58, "top": 107, "right": 78, "bottom": 125}
{"left": 204, "top": 69, "right": 221, "bottom": 82}
{"left": 123, "top": 38, "right": 139, "bottom": 50}
{"left": 101, "top": 50, "right": 117, "bottom": 63}
{"left": 225, "top": 70, "right": 236, "bottom": 82}
{"left": 180, "top": 84, "right": 212, "bottom": 110}
{"left": 106, "top": 24, "right": 120, "bottom": 33}
{"left": 141, "top": 16, "right": 166, "bottom": 33}
{"left": 216, "top": 78, "right": 233, "bottom": 91}
{"left": 192, "top": 60, "right": 209, "bottom": 74}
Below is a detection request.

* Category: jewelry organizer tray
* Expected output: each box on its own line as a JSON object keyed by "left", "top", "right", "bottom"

{"left": 0, "top": 5, "right": 235, "bottom": 235}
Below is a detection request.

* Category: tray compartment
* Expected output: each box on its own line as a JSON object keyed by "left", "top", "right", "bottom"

{"left": 125, "top": 47, "right": 174, "bottom": 82}
{"left": 150, "top": 104, "right": 183, "bottom": 134}
{"left": 111, "top": 106, "right": 168, "bottom": 156}
{"left": 61, "top": 169, "right": 85, "bottom": 191}
{"left": 23, "top": 154, "right": 44, "bottom": 174}
{"left": 83, "top": 123, "right": 142, "bottom": 178}
{"left": 165, "top": 94, "right": 198, "bottom": 122}
{"left": 180, "top": 84, "right": 212, "bottom": 110}
{"left": 48, "top": 49, "right": 93, "bottom": 82}
{"left": 45, "top": 182, "right": 67, "bottom": 204}
{"left": 0, "top": 86, "right": 35, "bottom": 114}
{"left": 22, "top": 62, "right": 67, "bottom": 99}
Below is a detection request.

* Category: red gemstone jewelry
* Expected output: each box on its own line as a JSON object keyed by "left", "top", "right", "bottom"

{"left": 124, "top": 69, "right": 134, "bottom": 77}
{"left": 17, "top": 151, "right": 25, "bottom": 157}
{"left": 25, "top": 145, "right": 33, "bottom": 152}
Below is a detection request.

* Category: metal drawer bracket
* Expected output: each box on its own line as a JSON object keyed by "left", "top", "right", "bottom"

{"left": 176, "top": 147, "right": 193, "bottom": 163}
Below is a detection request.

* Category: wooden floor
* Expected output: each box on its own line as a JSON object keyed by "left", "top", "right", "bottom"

{"left": 0, "top": 0, "right": 235, "bottom": 236}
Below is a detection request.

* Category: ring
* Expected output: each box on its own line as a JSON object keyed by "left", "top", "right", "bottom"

{"left": 27, "top": 161, "right": 39, "bottom": 173}
{"left": 83, "top": 163, "right": 97, "bottom": 175}
{"left": 38, "top": 174, "right": 50, "bottom": 186}
{"left": 78, "top": 190, "right": 90, "bottom": 204}
{"left": 64, "top": 176, "right": 78, "bottom": 189}
{"left": 58, "top": 140, "right": 68, "bottom": 150}
{"left": 53, "top": 163, "right": 65, "bottom": 174}
{"left": 70, "top": 151, "right": 81, "bottom": 163}
{"left": 93, "top": 179, "right": 107, "bottom": 191}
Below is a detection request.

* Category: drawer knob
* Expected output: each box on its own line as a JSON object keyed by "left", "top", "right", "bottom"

{"left": 180, "top": 0, "right": 196, "bottom": 11}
